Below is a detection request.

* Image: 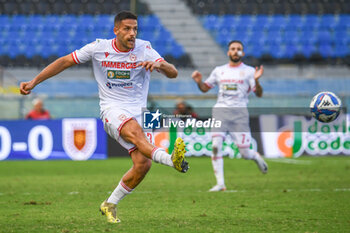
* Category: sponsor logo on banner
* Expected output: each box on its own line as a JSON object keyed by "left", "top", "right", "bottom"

{"left": 152, "top": 129, "right": 257, "bottom": 158}
{"left": 260, "top": 114, "right": 350, "bottom": 158}
{"left": 177, "top": 126, "right": 257, "bottom": 157}
{"left": 74, "top": 129, "right": 86, "bottom": 150}
{"left": 62, "top": 118, "right": 97, "bottom": 160}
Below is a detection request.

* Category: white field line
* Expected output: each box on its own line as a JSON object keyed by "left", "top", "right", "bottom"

{"left": 267, "top": 159, "right": 313, "bottom": 165}
{"left": 1, "top": 188, "right": 349, "bottom": 196}
{"left": 134, "top": 188, "right": 350, "bottom": 194}
{"left": 68, "top": 191, "right": 79, "bottom": 195}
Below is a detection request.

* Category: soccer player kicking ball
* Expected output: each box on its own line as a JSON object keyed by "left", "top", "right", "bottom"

{"left": 192, "top": 40, "right": 267, "bottom": 192}
{"left": 20, "top": 11, "right": 189, "bottom": 223}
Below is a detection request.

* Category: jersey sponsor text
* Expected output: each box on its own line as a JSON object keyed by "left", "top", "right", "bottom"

{"left": 102, "top": 61, "right": 137, "bottom": 69}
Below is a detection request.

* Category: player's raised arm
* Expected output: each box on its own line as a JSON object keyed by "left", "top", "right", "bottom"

{"left": 137, "top": 60, "right": 178, "bottom": 78}
{"left": 254, "top": 65, "right": 264, "bottom": 98}
{"left": 192, "top": 70, "right": 210, "bottom": 93}
{"left": 20, "top": 54, "right": 77, "bottom": 95}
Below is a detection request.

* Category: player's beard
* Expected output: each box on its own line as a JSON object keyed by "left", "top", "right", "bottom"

{"left": 229, "top": 55, "right": 241, "bottom": 63}
{"left": 122, "top": 41, "right": 133, "bottom": 50}
{"left": 120, "top": 37, "right": 135, "bottom": 50}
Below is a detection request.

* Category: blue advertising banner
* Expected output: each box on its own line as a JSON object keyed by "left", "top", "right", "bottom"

{"left": 0, "top": 118, "right": 106, "bottom": 160}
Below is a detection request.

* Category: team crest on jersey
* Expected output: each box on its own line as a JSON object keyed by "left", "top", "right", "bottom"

{"left": 62, "top": 118, "right": 97, "bottom": 160}
{"left": 105, "top": 52, "right": 109, "bottom": 58}
{"left": 118, "top": 114, "right": 127, "bottom": 121}
{"left": 129, "top": 53, "right": 137, "bottom": 61}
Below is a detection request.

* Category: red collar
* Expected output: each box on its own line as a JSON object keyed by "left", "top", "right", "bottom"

{"left": 112, "top": 38, "right": 133, "bottom": 53}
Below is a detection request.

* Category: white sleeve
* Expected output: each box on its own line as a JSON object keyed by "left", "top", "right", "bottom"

{"left": 248, "top": 70, "right": 256, "bottom": 93}
{"left": 144, "top": 42, "right": 164, "bottom": 62}
{"left": 71, "top": 41, "right": 96, "bottom": 64}
{"left": 204, "top": 67, "right": 218, "bottom": 89}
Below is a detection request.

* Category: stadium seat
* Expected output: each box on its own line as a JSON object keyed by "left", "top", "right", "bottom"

{"left": 269, "top": 45, "right": 284, "bottom": 59}
{"left": 302, "top": 44, "right": 317, "bottom": 58}
{"left": 254, "top": 15, "right": 269, "bottom": 28}
{"left": 334, "top": 44, "right": 349, "bottom": 57}
{"left": 288, "top": 14, "right": 304, "bottom": 23}
{"left": 268, "top": 14, "right": 286, "bottom": 31}
{"left": 319, "top": 44, "right": 334, "bottom": 58}
{"left": 319, "top": 14, "right": 337, "bottom": 30}
{"left": 283, "top": 30, "right": 300, "bottom": 45}
{"left": 317, "top": 30, "right": 333, "bottom": 44}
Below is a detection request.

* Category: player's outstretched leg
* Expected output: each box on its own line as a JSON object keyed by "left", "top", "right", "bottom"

{"left": 120, "top": 120, "right": 189, "bottom": 173}
{"left": 151, "top": 137, "right": 189, "bottom": 173}
{"left": 240, "top": 148, "right": 268, "bottom": 174}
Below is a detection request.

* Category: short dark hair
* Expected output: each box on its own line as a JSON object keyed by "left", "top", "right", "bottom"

{"left": 114, "top": 11, "right": 137, "bottom": 26}
{"left": 228, "top": 40, "right": 244, "bottom": 50}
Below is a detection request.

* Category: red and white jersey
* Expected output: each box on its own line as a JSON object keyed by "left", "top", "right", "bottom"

{"left": 204, "top": 62, "right": 256, "bottom": 108}
{"left": 71, "top": 38, "right": 163, "bottom": 113}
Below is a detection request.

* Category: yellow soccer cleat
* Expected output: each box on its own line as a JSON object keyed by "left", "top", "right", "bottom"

{"left": 171, "top": 137, "right": 189, "bottom": 173}
{"left": 100, "top": 200, "right": 121, "bottom": 223}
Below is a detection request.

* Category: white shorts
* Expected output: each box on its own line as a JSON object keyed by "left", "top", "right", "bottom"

{"left": 101, "top": 107, "right": 154, "bottom": 154}
{"left": 212, "top": 107, "right": 252, "bottom": 148}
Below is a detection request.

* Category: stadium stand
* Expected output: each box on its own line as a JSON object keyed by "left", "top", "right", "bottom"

{"left": 184, "top": 0, "right": 350, "bottom": 65}
{"left": 185, "top": 0, "right": 350, "bottom": 15}
{"left": 0, "top": 0, "right": 151, "bottom": 15}
{"left": 200, "top": 14, "right": 350, "bottom": 64}
{"left": 0, "top": 0, "right": 193, "bottom": 68}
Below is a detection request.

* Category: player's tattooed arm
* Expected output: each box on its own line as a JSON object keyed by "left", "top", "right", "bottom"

{"left": 137, "top": 60, "right": 178, "bottom": 78}
{"left": 20, "top": 54, "right": 77, "bottom": 95}
{"left": 254, "top": 65, "right": 264, "bottom": 97}
{"left": 192, "top": 70, "right": 210, "bottom": 93}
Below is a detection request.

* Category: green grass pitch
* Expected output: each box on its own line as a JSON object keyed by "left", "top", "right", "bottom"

{"left": 0, "top": 156, "right": 349, "bottom": 232}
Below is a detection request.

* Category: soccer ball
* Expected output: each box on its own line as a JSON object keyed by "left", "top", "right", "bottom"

{"left": 310, "top": 91, "right": 341, "bottom": 123}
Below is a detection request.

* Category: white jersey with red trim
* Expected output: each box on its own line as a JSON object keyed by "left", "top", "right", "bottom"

{"left": 204, "top": 62, "right": 256, "bottom": 108}
{"left": 71, "top": 38, "right": 164, "bottom": 113}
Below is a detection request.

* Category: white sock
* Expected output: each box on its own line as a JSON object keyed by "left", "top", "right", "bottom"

{"left": 212, "top": 156, "right": 225, "bottom": 186}
{"left": 151, "top": 147, "right": 173, "bottom": 167}
{"left": 211, "top": 136, "right": 224, "bottom": 186}
{"left": 107, "top": 180, "right": 133, "bottom": 205}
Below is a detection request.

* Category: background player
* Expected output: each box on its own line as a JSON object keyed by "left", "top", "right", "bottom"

{"left": 19, "top": 11, "right": 189, "bottom": 223}
{"left": 192, "top": 40, "right": 268, "bottom": 192}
